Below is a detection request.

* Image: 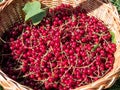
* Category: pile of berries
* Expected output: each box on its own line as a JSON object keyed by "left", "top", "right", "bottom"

{"left": 1, "top": 4, "right": 116, "bottom": 90}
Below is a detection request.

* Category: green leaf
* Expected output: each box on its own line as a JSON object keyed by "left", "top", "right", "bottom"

{"left": 92, "top": 44, "right": 99, "bottom": 51}
{"left": 31, "top": 9, "right": 46, "bottom": 25}
{"left": 23, "top": 1, "right": 46, "bottom": 25}
{"left": 23, "top": 1, "right": 41, "bottom": 15}
{"left": 109, "top": 31, "right": 116, "bottom": 43}
{"left": 0, "top": 85, "right": 3, "bottom": 90}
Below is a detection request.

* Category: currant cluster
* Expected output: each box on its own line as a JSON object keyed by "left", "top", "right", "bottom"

{"left": 0, "top": 24, "right": 45, "bottom": 90}
{"left": 1, "top": 56, "right": 45, "bottom": 90}
{"left": 8, "top": 4, "right": 116, "bottom": 90}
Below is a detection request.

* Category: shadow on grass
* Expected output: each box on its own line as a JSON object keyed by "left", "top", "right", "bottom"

{"left": 106, "top": 78, "right": 120, "bottom": 90}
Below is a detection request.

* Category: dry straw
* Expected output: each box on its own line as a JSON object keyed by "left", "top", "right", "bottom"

{"left": 0, "top": 0, "right": 120, "bottom": 90}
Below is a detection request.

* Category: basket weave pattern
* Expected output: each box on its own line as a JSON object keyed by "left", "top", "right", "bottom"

{"left": 0, "top": 0, "right": 120, "bottom": 90}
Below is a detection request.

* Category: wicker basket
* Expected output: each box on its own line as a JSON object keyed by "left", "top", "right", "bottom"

{"left": 0, "top": 0, "right": 120, "bottom": 90}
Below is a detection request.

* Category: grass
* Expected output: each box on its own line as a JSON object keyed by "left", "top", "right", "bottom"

{"left": 110, "top": 0, "right": 120, "bottom": 13}
{"left": 106, "top": 78, "right": 120, "bottom": 90}
{"left": 0, "top": 0, "right": 3, "bottom": 2}
{"left": 0, "top": 85, "right": 3, "bottom": 90}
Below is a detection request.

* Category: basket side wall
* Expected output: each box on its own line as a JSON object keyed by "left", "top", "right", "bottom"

{"left": 0, "top": 0, "right": 26, "bottom": 37}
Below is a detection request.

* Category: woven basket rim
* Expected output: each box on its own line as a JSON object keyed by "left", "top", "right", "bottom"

{"left": 0, "top": 0, "right": 120, "bottom": 90}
